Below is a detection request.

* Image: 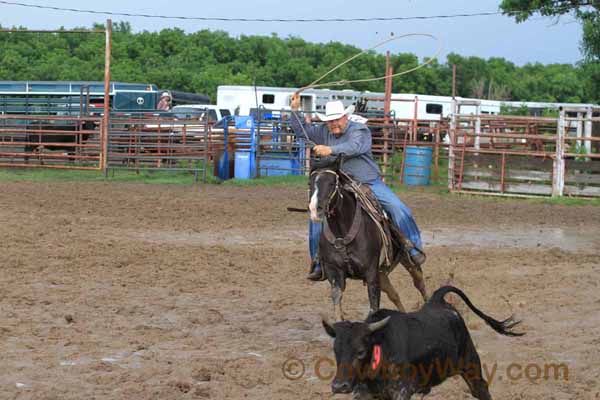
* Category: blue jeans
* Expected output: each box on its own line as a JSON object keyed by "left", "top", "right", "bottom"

{"left": 368, "top": 180, "right": 423, "bottom": 251}
{"left": 309, "top": 179, "right": 422, "bottom": 270}
{"left": 309, "top": 219, "right": 323, "bottom": 267}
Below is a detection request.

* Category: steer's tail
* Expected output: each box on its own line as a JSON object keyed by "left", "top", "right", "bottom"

{"left": 432, "top": 286, "right": 524, "bottom": 337}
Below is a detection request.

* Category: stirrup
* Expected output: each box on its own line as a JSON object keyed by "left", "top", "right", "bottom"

{"left": 406, "top": 246, "right": 426, "bottom": 267}
{"left": 307, "top": 260, "right": 326, "bottom": 281}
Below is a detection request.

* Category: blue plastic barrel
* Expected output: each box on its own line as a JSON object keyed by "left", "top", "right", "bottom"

{"left": 403, "top": 146, "right": 433, "bottom": 185}
{"left": 233, "top": 116, "right": 256, "bottom": 179}
{"left": 234, "top": 151, "right": 255, "bottom": 179}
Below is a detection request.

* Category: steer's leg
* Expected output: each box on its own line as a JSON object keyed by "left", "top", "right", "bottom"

{"left": 389, "top": 384, "right": 415, "bottom": 400}
{"left": 406, "top": 264, "right": 428, "bottom": 302}
{"left": 352, "top": 383, "right": 375, "bottom": 400}
{"left": 464, "top": 378, "right": 492, "bottom": 400}
{"left": 461, "top": 338, "right": 492, "bottom": 400}
{"left": 379, "top": 272, "right": 405, "bottom": 312}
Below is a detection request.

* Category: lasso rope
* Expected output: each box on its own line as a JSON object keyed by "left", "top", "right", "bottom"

{"left": 292, "top": 33, "right": 444, "bottom": 145}
{"left": 299, "top": 33, "right": 443, "bottom": 92}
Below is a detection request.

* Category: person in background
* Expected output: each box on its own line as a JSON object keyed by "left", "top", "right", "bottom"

{"left": 289, "top": 93, "right": 425, "bottom": 281}
{"left": 157, "top": 92, "right": 172, "bottom": 111}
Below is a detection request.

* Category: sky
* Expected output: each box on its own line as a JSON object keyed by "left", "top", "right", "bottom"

{"left": 0, "top": 0, "right": 584, "bottom": 66}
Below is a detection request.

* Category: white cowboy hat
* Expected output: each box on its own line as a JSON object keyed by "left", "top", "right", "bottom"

{"left": 161, "top": 92, "right": 171, "bottom": 98}
{"left": 316, "top": 100, "right": 355, "bottom": 122}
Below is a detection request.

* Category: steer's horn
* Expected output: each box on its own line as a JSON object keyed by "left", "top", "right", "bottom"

{"left": 321, "top": 313, "right": 338, "bottom": 337}
{"left": 367, "top": 316, "right": 390, "bottom": 333}
{"left": 321, "top": 313, "right": 336, "bottom": 329}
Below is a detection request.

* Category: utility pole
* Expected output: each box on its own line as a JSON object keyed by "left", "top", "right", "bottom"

{"left": 101, "top": 19, "right": 112, "bottom": 175}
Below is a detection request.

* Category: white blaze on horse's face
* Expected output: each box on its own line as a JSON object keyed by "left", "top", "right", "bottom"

{"left": 309, "top": 176, "right": 320, "bottom": 222}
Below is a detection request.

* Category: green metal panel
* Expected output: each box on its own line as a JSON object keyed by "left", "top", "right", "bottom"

{"left": 113, "top": 91, "right": 157, "bottom": 111}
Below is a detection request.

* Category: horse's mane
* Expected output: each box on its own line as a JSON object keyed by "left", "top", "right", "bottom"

{"left": 310, "top": 156, "right": 338, "bottom": 172}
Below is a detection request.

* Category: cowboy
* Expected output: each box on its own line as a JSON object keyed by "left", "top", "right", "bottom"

{"left": 290, "top": 93, "right": 425, "bottom": 281}
{"left": 157, "top": 92, "right": 172, "bottom": 111}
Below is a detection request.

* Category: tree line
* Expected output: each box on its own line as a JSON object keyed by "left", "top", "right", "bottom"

{"left": 0, "top": 21, "right": 598, "bottom": 105}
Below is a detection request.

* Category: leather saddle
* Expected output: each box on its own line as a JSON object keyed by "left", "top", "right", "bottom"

{"left": 339, "top": 174, "right": 417, "bottom": 274}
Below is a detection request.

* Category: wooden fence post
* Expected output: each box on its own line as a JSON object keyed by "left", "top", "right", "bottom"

{"left": 101, "top": 19, "right": 112, "bottom": 174}
{"left": 448, "top": 98, "right": 457, "bottom": 190}
{"left": 552, "top": 109, "right": 565, "bottom": 197}
{"left": 382, "top": 52, "right": 392, "bottom": 181}
{"left": 584, "top": 107, "right": 593, "bottom": 156}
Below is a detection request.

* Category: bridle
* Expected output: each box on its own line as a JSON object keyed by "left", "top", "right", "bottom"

{"left": 311, "top": 169, "right": 342, "bottom": 217}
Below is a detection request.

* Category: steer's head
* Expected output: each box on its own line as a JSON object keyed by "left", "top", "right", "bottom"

{"left": 322, "top": 315, "right": 390, "bottom": 394}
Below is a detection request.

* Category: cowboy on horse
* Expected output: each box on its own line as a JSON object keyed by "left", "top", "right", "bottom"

{"left": 289, "top": 94, "right": 426, "bottom": 281}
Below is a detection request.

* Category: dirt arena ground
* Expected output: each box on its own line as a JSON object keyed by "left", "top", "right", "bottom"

{"left": 0, "top": 181, "right": 599, "bottom": 400}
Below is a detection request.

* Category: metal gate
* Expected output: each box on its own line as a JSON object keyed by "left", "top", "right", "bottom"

{"left": 0, "top": 114, "right": 102, "bottom": 170}
{"left": 449, "top": 107, "right": 600, "bottom": 198}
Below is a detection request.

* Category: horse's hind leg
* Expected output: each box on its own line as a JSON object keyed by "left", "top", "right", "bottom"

{"left": 407, "top": 265, "right": 428, "bottom": 302}
{"left": 379, "top": 272, "right": 405, "bottom": 312}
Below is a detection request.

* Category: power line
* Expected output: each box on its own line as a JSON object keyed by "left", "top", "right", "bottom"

{"left": 0, "top": 1, "right": 502, "bottom": 23}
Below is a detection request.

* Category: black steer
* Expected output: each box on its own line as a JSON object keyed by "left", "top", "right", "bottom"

{"left": 322, "top": 285, "right": 523, "bottom": 400}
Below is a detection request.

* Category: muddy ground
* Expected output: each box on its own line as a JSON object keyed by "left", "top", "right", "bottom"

{"left": 0, "top": 181, "right": 599, "bottom": 400}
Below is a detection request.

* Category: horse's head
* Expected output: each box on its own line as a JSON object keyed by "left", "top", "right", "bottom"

{"left": 309, "top": 155, "right": 344, "bottom": 222}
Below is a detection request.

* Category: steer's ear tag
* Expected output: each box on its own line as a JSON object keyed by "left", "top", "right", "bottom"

{"left": 371, "top": 344, "right": 382, "bottom": 371}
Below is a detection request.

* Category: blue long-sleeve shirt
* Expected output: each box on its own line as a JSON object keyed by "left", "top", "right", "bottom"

{"left": 290, "top": 112, "right": 381, "bottom": 183}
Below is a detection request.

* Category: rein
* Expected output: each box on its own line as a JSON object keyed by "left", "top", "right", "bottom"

{"left": 313, "top": 169, "right": 395, "bottom": 271}
{"left": 311, "top": 169, "right": 340, "bottom": 216}
{"left": 321, "top": 170, "right": 341, "bottom": 217}
{"left": 313, "top": 169, "right": 363, "bottom": 265}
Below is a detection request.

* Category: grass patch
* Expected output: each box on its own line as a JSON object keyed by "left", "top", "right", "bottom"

{"left": 106, "top": 169, "right": 211, "bottom": 185}
{"left": 0, "top": 167, "right": 207, "bottom": 185}
{"left": 541, "top": 196, "right": 600, "bottom": 206}
{"left": 222, "top": 174, "right": 307, "bottom": 187}
{"left": 0, "top": 166, "right": 309, "bottom": 187}
{"left": 448, "top": 190, "right": 600, "bottom": 206}
{"left": 1, "top": 165, "right": 599, "bottom": 206}
{"left": 0, "top": 168, "right": 106, "bottom": 182}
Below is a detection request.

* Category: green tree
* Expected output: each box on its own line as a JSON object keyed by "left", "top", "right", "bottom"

{"left": 0, "top": 22, "right": 596, "bottom": 104}
{"left": 500, "top": 0, "right": 600, "bottom": 61}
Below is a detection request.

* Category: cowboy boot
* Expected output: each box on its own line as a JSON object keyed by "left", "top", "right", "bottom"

{"left": 307, "top": 260, "right": 326, "bottom": 281}
{"left": 389, "top": 224, "right": 426, "bottom": 268}
{"left": 409, "top": 248, "right": 426, "bottom": 267}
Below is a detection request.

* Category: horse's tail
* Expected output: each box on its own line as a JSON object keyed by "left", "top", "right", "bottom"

{"left": 431, "top": 286, "right": 524, "bottom": 337}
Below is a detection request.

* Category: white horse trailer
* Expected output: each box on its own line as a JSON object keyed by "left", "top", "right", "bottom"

{"left": 217, "top": 85, "right": 462, "bottom": 120}
{"left": 216, "top": 85, "right": 597, "bottom": 123}
{"left": 216, "top": 85, "right": 367, "bottom": 117}
{"left": 217, "top": 85, "right": 294, "bottom": 116}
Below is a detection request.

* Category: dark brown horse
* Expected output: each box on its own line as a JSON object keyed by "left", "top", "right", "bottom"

{"left": 309, "top": 158, "right": 427, "bottom": 321}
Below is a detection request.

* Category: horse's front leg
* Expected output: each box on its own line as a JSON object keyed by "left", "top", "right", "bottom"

{"left": 364, "top": 266, "right": 381, "bottom": 317}
{"left": 327, "top": 267, "right": 347, "bottom": 321}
